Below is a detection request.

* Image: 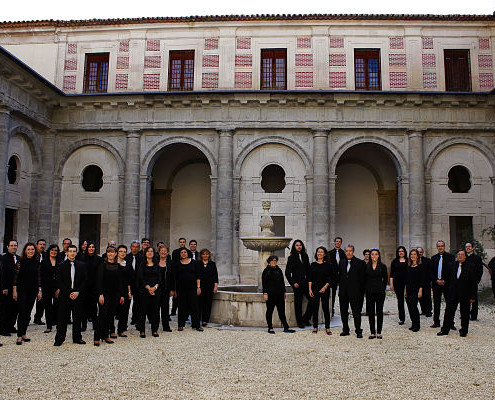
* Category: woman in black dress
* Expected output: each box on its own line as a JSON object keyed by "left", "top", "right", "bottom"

{"left": 157, "top": 244, "right": 173, "bottom": 332}
{"left": 175, "top": 248, "right": 202, "bottom": 332}
{"left": 94, "top": 246, "right": 125, "bottom": 346}
{"left": 137, "top": 246, "right": 161, "bottom": 338}
{"left": 405, "top": 249, "right": 424, "bottom": 332}
{"left": 40, "top": 244, "right": 59, "bottom": 333}
{"left": 365, "top": 249, "right": 388, "bottom": 339}
{"left": 198, "top": 249, "right": 218, "bottom": 327}
{"left": 262, "top": 255, "right": 295, "bottom": 334}
{"left": 76, "top": 240, "right": 88, "bottom": 262}
{"left": 308, "top": 246, "right": 333, "bottom": 335}
{"left": 12, "top": 243, "right": 41, "bottom": 345}
{"left": 82, "top": 241, "right": 101, "bottom": 332}
{"left": 110, "top": 245, "right": 132, "bottom": 338}
{"left": 285, "top": 240, "right": 312, "bottom": 329}
{"left": 390, "top": 246, "right": 408, "bottom": 325}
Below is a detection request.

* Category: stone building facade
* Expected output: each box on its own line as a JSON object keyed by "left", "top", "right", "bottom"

{"left": 0, "top": 14, "right": 494, "bottom": 283}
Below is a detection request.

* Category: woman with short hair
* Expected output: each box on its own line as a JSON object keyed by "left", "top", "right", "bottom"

{"left": 198, "top": 249, "right": 218, "bottom": 327}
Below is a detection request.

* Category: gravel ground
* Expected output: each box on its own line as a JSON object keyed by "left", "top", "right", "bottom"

{"left": 1, "top": 294, "right": 494, "bottom": 399}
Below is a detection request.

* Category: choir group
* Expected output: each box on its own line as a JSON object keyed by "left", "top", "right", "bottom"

{"left": 0, "top": 234, "right": 493, "bottom": 346}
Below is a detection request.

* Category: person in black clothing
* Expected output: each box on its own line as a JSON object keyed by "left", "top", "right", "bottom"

{"left": 57, "top": 238, "right": 72, "bottom": 263}
{"left": 262, "top": 255, "right": 295, "bottom": 334}
{"left": 338, "top": 244, "right": 365, "bottom": 338}
{"left": 329, "top": 237, "right": 345, "bottom": 317}
{"left": 76, "top": 240, "right": 88, "bottom": 262}
{"left": 137, "top": 246, "right": 161, "bottom": 338}
{"left": 1, "top": 239, "right": 19, "bottom": 336}
{"left": 362, "top": 249, "right": 371, "bottom": 265}
{"left": 465, "top": 242, "right": 483, "bottom": 321}
{"left": 125, "top": 240, "right": 142, "bottom": 326}
{"left": 308, "top": 246, "right": 333, "bottom": 335}
{"left": 157, "top": 244, "right": 173, "bottom": 332}
{"left": 175, "top": 248, "right": 203, "bottom": 332}
{"left": 189, "top": 240, "right": 200, "bottom": 261}
{"left": 417, "top": 247, "right": 432, "bottom": 318}
{"left": 438, "top": 250, "right": 477, "bottom": 337}
{"left": 54, "top": 245, "right": 87, "bottom": 346}
{"left": 405, "top": 249, "right": 426, "bottom": 332}
{"left": 40, "top": 244, "right": 59, "bottom": 333}
{"left": 113, "top": 245, "right": 132, "bottom": 337}
{"left": 81, "top": 241, "right": 101, "bottom": 332}
{"left": 365, "top": 249, "right": 388, "bottom": 339}
{"left": 285, "top": 240, "right": 312, "bottom": 329}
{"left": 430, "top": 240, "right": 455, "bottom": 328}
{"left": 488, "top": 257, "right": 495, "bottom": 299}
{"left": 33, "top": 239, "right": 47, "bottom": 325}
{"left": 198, "top": 249, "right": 218, "bottom": 327}
{"left": 94, "top": 246, "right": 125, "bottom": 346}
{"left": 12, "top": 243, "right": 41, "bottom": 345}
{"left": 170, "top": 238, "right": 191, "bottom": 316}
{"left": 390, "top": 246, "right": 408, "bottom": 325}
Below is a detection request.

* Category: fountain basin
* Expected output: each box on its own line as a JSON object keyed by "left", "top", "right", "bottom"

{"left": 241, "top": 237, "right": 292, "bottom": 252}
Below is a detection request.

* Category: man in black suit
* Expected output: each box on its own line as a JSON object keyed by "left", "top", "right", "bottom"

{"left": 172, "top": 238, "right": 192, "bottom": 263}
{"left": 125, "top": 240, "right": 142, "bottom": 326}
{"left": 329, "top": 237, "right": 345, "bottom": 317}
{"left": 465, "top": 242, "right": 483, "bottom": 321}
{"left": 54, "top": 245, "right": 87, "bottom": 346}
{"left": 338, "top": 244, "right": 365, "bottom": 338}
{"left": 189, "top": 240, "right": 200, "bottom": 261}
{"left": 1, "top": 240, "right": 19, "bottom": 336}
{"left": 437, "top": 250, "right": 477, "bottom": 337}
{"left": 430, "top": 240, "right": 455, "bottom": 328}
{"left": 33, "top": 239, "right": 47, "bottom": 325}
{"left": 57, "top": 238, "right": 72, "bottom": 263}
{"left": 417, "top": 247, "right": 432, "bottom": 318}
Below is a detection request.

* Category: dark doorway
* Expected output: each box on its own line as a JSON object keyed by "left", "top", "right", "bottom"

{"left": 3, "top": 208, "right": 16, "bottom": 253}
{"left": 79, "top": 214, "right": 101, "bottom": 251}
{"left": 449, "top": 216, "right": 473, "bottom": 253}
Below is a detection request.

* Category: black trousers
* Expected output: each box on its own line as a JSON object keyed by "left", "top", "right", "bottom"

{"left": 312, "top": 289, "right": 330, "bottom": 329}
{"left": 366, "top": 292, "right": 385, "bottom": 335}
{"left": 266, "top": 294, "right": 289, "bottom": 330}
{"left": 95, "top": 292, "right": 120, "bottom": 340}
{"left": 339, "top": 294, "right": 362, "bottom": 334}
{"left": 55, "top": 297, "right": 83, "bottom": 344}
{"left": 442, "top": 296, "right": 470, "bottom": 334}
{"left": 159, "top": 290, "right": 171, "bottom": 330}
{"left": 199, "top": 286, "right": 214, "bottom": 324}
{"left": 406, "top": 293, "right": 420, "bottom": 329}
{"left": 394, "top": 283, "right": 406, "bottom": 323}
{"left": 16, "top": 288, "right": 37, "bottom": 338}
{"left": 82, "top": 287, "right": 97, "bottom": 330}
{"left": 116, "top": 297, "right": 131, "bottom": 334}
{"left": 1, "top": 291, "right": 18, "bottom": 333}
{"left": 331, "top": 284, "right": 338, "bottom": 313}
{"left": 34, "top": 296, "right": 44, "bottom": 322}
{"left": 177, "top": 288, "right": 200, "bottom": 329}
{"left": 171, "top": 296, "right": 178, "bottom": 315}
{"left": 469, "top": 285, "right": 479, "bottom": 320}
{"left": 293, "top": 283, "right": 312, "bottom": 325}
{"left": 42, "top": 287, "right": 58, "bottom": 330}
{"left": 139, "top": 291, "right": 160, "bottom": 333}
{"left": 432, "top": 283, "right": 449, "bottom": 325}
{"left": 419, "top": 285, "right": 432, "bottom": 316}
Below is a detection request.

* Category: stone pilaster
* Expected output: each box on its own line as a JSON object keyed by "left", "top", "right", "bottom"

{"left": 122, "top": 130, "right": 141, "bottom": 245}
{"left": 408, "top": 129, "right": 427, "bottom": 249}
{"left": 0, "top": 108, "right": 11, "bottom": 247}
{"left": 312, "top": 129, "right": 330, "bottom": 248}
{"left": 216, "top": 129, "right": 235, "bottom": 282}
{"left": 37, "top": 130, "right": 56, "bottom": 242}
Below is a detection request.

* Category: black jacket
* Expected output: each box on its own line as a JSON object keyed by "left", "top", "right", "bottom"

{"left": 171, "top": 248, "right": 192, "bottom": 263}
{"left": 466, "top": 253, "right": 484, "bottom": 284}
{"left": 262, "top": 265, "right": 286, "bottom": 297}
{"left": 430, "top": 252, "right": 455, "bottom": 283}
{"left": 199, "top": 261, "right": 219, "bottom": 290}
{"left": 447, "top": 261, "right": 477, "bottom": 300}
{"left": 364, "top": 262, "right": 388, "bottom": 294}
{"left": 55, "top": 259, "right": 87, "bottom": 299}
{"left": 338, "top": 256, "right": 365, "bottom": 299}
{"left": 285, "top": 253, "right": 310, "bottom": 287}
{"left": 329, "top": 248, "right": 346, "bottom": 286}
{"left": 1, "top": 253, "right": 18, "bottom": 291}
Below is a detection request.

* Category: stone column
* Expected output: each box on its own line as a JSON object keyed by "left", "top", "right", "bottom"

{"left": 37, "top": 130, "right": 56, "bottom": 242}
{"left": 216, "top": 129, "right": 235, "bottom": 282}
{"left": 0, "top": 108, "right": 11, "bottom": 247}
{"left": 312, "top": 129, "right": 330, "bottom": 248}
{"left": 408, "top": 129, "right": 427, "bottom": 249}
{"left": 122, "top": 130, "right": 141, "bottom": 245}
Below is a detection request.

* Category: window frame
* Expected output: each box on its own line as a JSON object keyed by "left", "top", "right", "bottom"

{"left": 83, "top": 53, "right": 110, "bottom": 93}
{"left": 260, "top": 48, "right": 287, "bottom": 90}
{"left": 167, "top": 50, "right": 195, "bottom": 91}
{"left": 444, "top": 49, "right": 472, "bottom": 92}
{"left": 354, "top": 49, "right": 382, "bottom": 91}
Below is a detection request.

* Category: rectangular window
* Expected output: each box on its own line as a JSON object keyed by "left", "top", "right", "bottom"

{"left": 80, "top": 214, "right": 101, "bottom": 252}
{"left": 449, "top": 216, "right": 473, "bottom": 253}
{"left": 354, "top": 49, "right": 381, "bottom": 90}
{"left": 83, "top": 53, "right": 109, "bottom": 93}
{"left": 444, "top": 49, "right": 471, "bottom": 91}
{"left": 168, "top": 50, "right": 195, "bottom": 91}
{"left": 261, "top": 49, "right": 287, "bottom": 90}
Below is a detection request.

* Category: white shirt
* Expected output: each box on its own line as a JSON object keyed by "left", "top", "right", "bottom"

{"left": 70, "top": 262, "right": 75, "bottom": 289}
{"left": 132, "top": 255, "right": 136, "bottom": 270}
{"left": 437, "top": 255, "right": 443, "bottom": 280}
{"left": 347, "top": 260, "right": 351, "bottom": 273}
{"left": 457, "top": 263, "right": 462, "bottom": 279}
{"left": 336, "top": 251, "right": 340, "bottom": 265}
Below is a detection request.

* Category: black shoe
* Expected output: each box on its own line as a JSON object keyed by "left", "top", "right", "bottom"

{"left": 152, "top": 332, "right": 159, "bottom": 337}
{"left": 0, "top": 343, "right": 3, "bottom": 347}
{"left": 298, "top": 324, "right": 305, "bottom": 329}
{"left": 34, "top": 319, "right": 44, "bottom": 325}
{"left": 53, "top": 342, "right": 62, "bottom": 346}
{"left": 74, "top": 340, "right": 86, "bottom": 345}
{"left": 460, "top": 331, "right": 467, "bottom": 337}
{"left": 430, "top": 323, "right": 440, "bottom": 328}
{"left": 451, "top": 326, "right": 457, "bottom": 331}
{"left": 398, "top": 321, "right": 405, "bottom": 325}
{"left": 340, "top": 331, "right": 350, "bottom": 337}
{"left": 268, "top": 329, "right": 275, "bottom": 334}
{"left": 425, "top": 313, "right": 432, "bottom": 318}
{"left": 356, "top": 333, "right": 363, "bottom": 338}
{"left": 202, "top": 322, "right": 208, "bottom": 327}
{"left": 170, "top": 312, "right": 176, "bottom": 316}
{"left": 284, "top": 328, "right": 296, "bottom": 333}
{"left": 22, "top": 337, "right": 30, "bottom": 342}
{"left": 470, "top": 317, "right": 477, "bottom": 321}
{"left": 411, "top": 327, "right": 420, "bottom": 332}
{"left": 163, "top": 327, "right": 172, "bottom": 332}
{"left": 16, "top": 339, "right": 22, "bottom": 346}
{"left": 408, "top": 326, "right": 414, "bottom": 331}
{"left": 437, "top": 331, "right": 448, "bottom": 336}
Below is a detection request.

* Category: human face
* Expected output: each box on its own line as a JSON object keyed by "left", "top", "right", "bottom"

{"left": 179, "top": 239, "right": 186, "bottom": 248}
{"left": 7, "top": 241, "right": 18, "bottom": 254}
{"left": 316, "top": 248, "right": 325, "bottom": 261}
{"left": 457, "top": 251, "right": 467, "bottom": 263}
{"left": 88, "top": 243, "right": 96, "bottom": 255}
{"left": 142, "top": 240, "right": 150, "bottom": 248}
{"left": 80, "top": 241, "right": 88, "bottom": 252}
{"left": 410, "top": 250, "right": 418, "bottom": 264}
{"left": 436, "top": 241, "right": 445, "bottom": 254}
{"left": 145, "top": 248, "right": 154, "bottom": 262}
{"left": 295, "top": 242, "right": 303, "bottom": 252}
{"left": 201, "top": 252, "right": 210, "bottom": 262}
{"left": 364, "top": 252, "right": 370, "bottom": 262}
{"left": 25, "top": 245, "right": 36, "bottom": 259}
{"left": 118, "top": 247, "right": 127, "bottom": 261}
{"left": 269, "top": 259, "right": 278, "bottom": 267}
{"left": 417, "top": 248, "right": 424, "bottom": 257}
{"left": 49, "top": 248, "right": 58, "bottom": 258}
{"left": 371, "top": 250, "right": 379, "bottom": 263}
{"left": 465, "top": 243, "right": 473, "bottom": 255}
{"left": 130, "top": 242, "right": 140, "bottom": 255}
{"left": 190, "top": 242, "right": 197, "bottom": 252}
{"left": 180, "top": 249, "right": 188, "bottom": 260}
{"left": 36, "top": 241, "right": 46, "bottom": 253}
{"left": 398, "top": 248, "right": 406, "bottom": 258}
{"left": 63, "top": 240, "right": 71, "bottom": 251}
{"left": 159, "top": 247, "right": 168, "bottom": 258}
{"left": 335, "top": 238, "right": 342, "bottom": 250}
{"left": 67, "top": 247, "right": 77, "bottom": 261}
{"left": 107, "top": 249, "right": 117, "bottom": 263}
{"left": 345, "top": 246, "right": 354, "bottom": 260}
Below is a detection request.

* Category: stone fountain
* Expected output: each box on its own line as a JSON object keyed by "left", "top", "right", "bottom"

{"left": 209, "top": 201, "right": 295, "bottom": 327}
